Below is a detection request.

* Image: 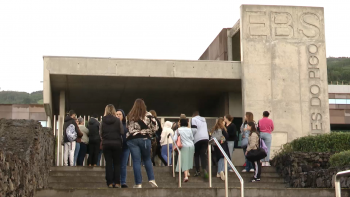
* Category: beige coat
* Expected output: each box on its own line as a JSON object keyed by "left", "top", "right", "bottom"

{"left": 246, "top": 132, "right": 259, "bottom": 152}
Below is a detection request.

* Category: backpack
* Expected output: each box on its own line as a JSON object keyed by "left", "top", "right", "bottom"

{"left": 66, "top": 124, "right": 77, "bottom": 142}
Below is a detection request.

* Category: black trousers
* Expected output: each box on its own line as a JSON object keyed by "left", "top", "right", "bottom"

{"left": 252, "top": 160, "right": 262, "bottom": 179}
{"left": 77, "top": 143, "right": 88, "bottom": 166}
{"left": 88, "top": 141, "right": 100, "bottom": 165}
{"left": 194, "top": 139, "right": 209, "bottom": 172}
{"left": 103, "top": 142, "right": 122, "bottom": 185}
{"left": 152, "top": 144, "right": 167, "bottom": 166}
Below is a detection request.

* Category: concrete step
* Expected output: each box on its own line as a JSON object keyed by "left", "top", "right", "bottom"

{"left": 35, "top": 188, "right": 350, "bottom": 197}
{"left": 50, "top": 166, "right": 278, "bottom": 173}
{"left": 50, "top": 170, "right": 281, "bottom": 178}
{"left": 47, "top": 181, "right": 288, "bottom": 189}
{"left": 49, "top": 175, "right": 284, "bottom": 183}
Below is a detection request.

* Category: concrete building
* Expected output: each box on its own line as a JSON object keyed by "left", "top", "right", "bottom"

{"left": 329, "top": 85, "right": 350, "bottom": 131}
{"left": 43, "top": 5, "right": 330, "bottom": 166}
{"left": 0, "top": 104, "right": 47, "bottom": 126}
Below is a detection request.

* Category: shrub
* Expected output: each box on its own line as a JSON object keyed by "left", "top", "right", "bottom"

{"left": 274, "top": 132, "right": 350, "bottom": 155}
{"left": 329, "top": 150, "right": 350, "bottom": 167}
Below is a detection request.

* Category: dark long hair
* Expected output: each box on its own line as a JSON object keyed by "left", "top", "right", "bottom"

{"left": 128, "top": 99, "right": 147, "bottom": 121}
{"left": 247, "top": 122, "right": 258, "bottom": 136}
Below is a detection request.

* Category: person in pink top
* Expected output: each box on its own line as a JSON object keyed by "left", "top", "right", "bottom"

{"left": 258, "top": 111, "right": 274, "bottom": 166}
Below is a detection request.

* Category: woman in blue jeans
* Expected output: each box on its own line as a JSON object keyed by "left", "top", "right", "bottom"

{"left": 116, "top": 109, "right": 130, "bottom": 188}
{"left": 240, "top": 112, "right": 254, "bottom": 173}
{"left": 126, "top": 99, "right": 159, "bottom": 188}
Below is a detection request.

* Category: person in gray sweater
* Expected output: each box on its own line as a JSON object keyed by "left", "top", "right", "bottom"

{"left": 191, "top": 111, "right": 209, "bottom": 178}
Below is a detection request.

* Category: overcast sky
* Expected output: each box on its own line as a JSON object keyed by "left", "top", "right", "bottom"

{"left": 0, "top": 0, "right": 349, "bottom": 93}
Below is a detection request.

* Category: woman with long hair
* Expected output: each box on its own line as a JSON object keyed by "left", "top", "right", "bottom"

{"left": 173, "top": 118, "right": 195, "bottom": 182}
{"left": 240, "top": 112, "right": 254, "bottom": 173}
{"left": 224, "top": 115, "right": 237, "bottom": 160}
{"left": 210, "top": 117, "right": 231, "bottom": 181}
{"left": 100, "top": 104, "right": 124, "bottom": 188}
{"left": 245, "top": 122, "right": 261, "bottom": 182}
{"left": 126, "top": 99, "right": 158, "bottom": 188}
{"left": 160, "top": 121, "right": 174, "bottom": 166}
{"left": 149, "top": 110, "right": 168, "bottom": 166}
{"left": 116, "top": 109, "right": 129, "bottom": 188}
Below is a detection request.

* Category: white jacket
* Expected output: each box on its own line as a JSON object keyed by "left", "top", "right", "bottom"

{"left": 160, "top": 121, "right": 174, "bottom": 146}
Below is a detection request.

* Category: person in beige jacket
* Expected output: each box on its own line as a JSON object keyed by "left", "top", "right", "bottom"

{"left": 245, "top": 122, "right": 261, "bottom": 182}
{"left": 160, "top": 121, "right": 174, "bottom": 166}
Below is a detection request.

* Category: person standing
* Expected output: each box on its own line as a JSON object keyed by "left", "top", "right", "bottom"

{"left": 173, "top": 118, "right": 195, "bottom": 182}
{"left": 210, "top": 118, "right": 231, "bottom": 181}
{"left": 240, "top": 112, "right": 254, "bottom": 172}
{"left": 77, "top": 117, "right": 89, "bottom": 166}
{"left": 258, "top": 111, "right": 274, "bottom": 166}
{"left": 100, "top": 104, "right": 124, "bottom": 188}
{"left": 73, "top": 118, "right": 84, "bottom": 166}
{"left": 150, "top": 110, "right": 168, "bottom": 166}
{"left": 63, "top": 110, "right": 82, "bottom": 167}
{"left": 116, "top": 109, "right": 130, "bottom": 188}
{"left": 224, "top": 115, "right": 237, "bottom": 160}
{"left": 160, "top": 121, "right": 174, "bottom": 166}
{"left": 191, "top": 111, "right": 209, "bottom": 178}
{"left": 126, "top": 99, "right": 158, "bottom": 188}
{"left": 245, "top": 122, "right": 262, "bottom": 182}
{"left": 87, "top": 115, "right": 100, "bottom": 166}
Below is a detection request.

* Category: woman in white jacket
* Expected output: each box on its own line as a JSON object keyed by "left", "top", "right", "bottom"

{"left": 160, "top": 121, "right": 174, "bottom": 166}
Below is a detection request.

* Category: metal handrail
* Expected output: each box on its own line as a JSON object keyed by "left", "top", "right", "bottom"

{"left": 208, "top": 138, "right": 244, "bottom": 197}
{"left": 335, "top": 170, "right": 350, "bottom": 197}
{"left": 167, "top": 133, "right": 181, "bottom": 188}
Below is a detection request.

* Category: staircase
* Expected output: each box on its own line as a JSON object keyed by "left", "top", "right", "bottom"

{"left": 35, "top": 166, "right": 349, "bottom": 197}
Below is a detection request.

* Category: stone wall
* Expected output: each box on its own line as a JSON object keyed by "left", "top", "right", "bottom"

{"left": 272, "top": 152, "right": 350, "bottom": 188}
{"left": 0, "top": 119, "right": 54, "bottom": 197}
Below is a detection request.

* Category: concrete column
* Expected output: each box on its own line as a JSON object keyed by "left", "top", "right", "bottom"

{"left": 46, "top": 116, "right": 52, "bottom": 128}
{"left": 58, "top": 91, "right": 65, "bottom": 166}
{"left": 240, "top": 5, "right": 330, "bottom": 159}
{"left": 227, "top": 29, "right": 233, "bottom": 61}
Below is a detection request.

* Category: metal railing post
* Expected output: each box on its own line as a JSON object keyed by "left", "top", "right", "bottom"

{"left": 172, "top": 141, "right": 175, "bottom": 177}
{"left": 208, "top": 143, "right": 212, "bottom": 188}
{"left": 178, "top": 149, "right": 181, "bottom": 188}
{"left": 209, "top": 138, "right": 244, "bottom": 197}
{"left": 335, "top": 170, "right": 350, "bottom": 197}
{"left": 224, "top": 157, "right": 228, "bottom": 197}
{"left": 170, "top": 133, "right": 181, "bottom": 187}
{"left": 167, "top": 135, "right": 170, "bottom": 166}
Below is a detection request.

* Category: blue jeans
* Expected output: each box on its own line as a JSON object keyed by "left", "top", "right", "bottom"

{"left": 97, "top": 150, "right": 102, "bottom": 166}
{"left": 161, "top": 144, "right": 172, "bottom": 166}
{"left": 74, "top": 142, "right": 80, "bottom": 166}
{"left": 121, "top": 146, "right": 130, "bottom": 185}
{"left": 260, "top": 132, "right": 272, "bottom": 162}
{"left": 218, "top": 158, "right": 225, "bottom": 173}
{"left": 127, "top": 138, "right": 155, "bottom": 185}
{"left": 242, "top": 147, "right": 253, "bottom": 171}
{"left": 227, "top": 141, "right": 234, "bottom": 159}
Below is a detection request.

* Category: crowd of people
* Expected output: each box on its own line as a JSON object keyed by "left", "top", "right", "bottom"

{"left": 61, "top": 98, "right": 274, "bottom": 188}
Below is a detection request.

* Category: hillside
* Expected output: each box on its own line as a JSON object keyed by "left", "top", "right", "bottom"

{"left": 0, "top": 91, "right": 43, "bottom": 104}
{"left": 327, "top": 57, "right": 350, "bottom": 84}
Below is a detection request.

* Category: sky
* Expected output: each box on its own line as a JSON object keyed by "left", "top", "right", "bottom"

{"left": 0, "top": 0, "right": 349, "bottom": 93}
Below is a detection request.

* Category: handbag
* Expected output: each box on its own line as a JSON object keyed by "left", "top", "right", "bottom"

{"left": 246, "top": 138, "right": 267, "bottom": 162}
{"left": 174, "top": 130, "right": 183, "bottom": 151}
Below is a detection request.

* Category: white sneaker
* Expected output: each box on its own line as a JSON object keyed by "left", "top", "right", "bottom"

{"left": 149, "top": 180, "right": 158, "bottom": 188}
{"left": 229, "top": 169, "right": 234, "bottom": 172}
{"left": 262, "top": 162, "right": 266, "bottom": 167}
{"left": 220, "top": 171, "right": 225, "bottom": 181}
{"left": 249, "top": 169, "right": 255, "bottom": 172}
{"left": 133, "top": 184, "right": 142, "bottom": 188}
{"left": 242, "top": 169, "right": 247, "bottom": 173}
{"left": 216, "top": 173, "right": 220, "bottom": 178}
{"left": 265, "top": 162, "right": 271, "bottom": 167}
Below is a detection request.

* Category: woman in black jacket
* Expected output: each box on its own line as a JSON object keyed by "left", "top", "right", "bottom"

{"left": 87, "top": 116, "right": 100, "bottom": 166}
{"left": 100, "top": 104, "right": 124, "bottom": 188}
{"left": 224, "top": 114, "right": 237, "bottom": 159}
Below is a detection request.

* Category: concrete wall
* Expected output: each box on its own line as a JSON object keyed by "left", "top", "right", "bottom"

{"left": 240, "top": 5, "right": 330, "bottom": 158}
{"left": 0, "top": 104, "right": 46, "bottom": 121}
{"left": 199, "top": 28, "right": 229, "bottom": 61}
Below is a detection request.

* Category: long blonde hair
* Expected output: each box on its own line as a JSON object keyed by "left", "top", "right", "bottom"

{"left": 104, "top": 104, "right": 116, "bottom": 116}
{"left": 211, "top": 117, "right": 226, "bottom": 134}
